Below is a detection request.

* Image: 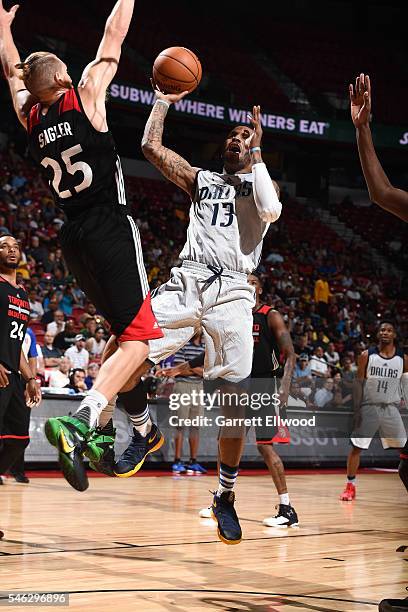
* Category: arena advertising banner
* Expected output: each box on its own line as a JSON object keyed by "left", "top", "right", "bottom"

{"left": 110, "top": 82, "right": 407, "bottom": 149}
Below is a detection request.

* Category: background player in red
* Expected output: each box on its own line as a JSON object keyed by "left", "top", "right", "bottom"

{"left": 0, "top": 235, "right": 41, "bottom": 487}
{"left": 0, "top": 0, "right": 163, "bottom": 492}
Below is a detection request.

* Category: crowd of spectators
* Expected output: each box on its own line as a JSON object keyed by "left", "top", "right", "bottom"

{"left": 1, "top": 144, "right": 406, "bottom": 404}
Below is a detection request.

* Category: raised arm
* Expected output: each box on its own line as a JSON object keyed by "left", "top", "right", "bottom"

{"left": 246, "top": 106, "right": 282, "bottom": 223}
{"left": 0, "top": 2, "right": 36, "bottom": 128}
{"left": 268, "top": 309, "right": 296, "bottom": 406}
{"left": 351, "top": 74, "right": 408, "bottom": 222}
{"left": 79, "top": 0, "right": 135, "bottom": 130}
{"left": 141, "top": 89, "right": 197, "bottom": 197}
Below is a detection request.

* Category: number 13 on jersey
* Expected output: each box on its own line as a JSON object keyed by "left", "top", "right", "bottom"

{"left": 211, "top": 202, "right": 235, "bottom": 227}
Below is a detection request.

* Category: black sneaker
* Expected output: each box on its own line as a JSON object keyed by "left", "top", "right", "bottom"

{"left": 211, "top": 491, "right": 242, "bottom": 545}
{"left": 84, "top": 427, "right": 116, "bottom": 477}
{"left": 114, "top": 424, "right": 164, "bottom": 477}
{"left": 379, "top": 598, "right": 408, "bottom": 611}
{"left": 263, "top": 504, "right": 299, "bottom": 527}
{"left": 12, "top": 473, "right": 30, "bottom": 484}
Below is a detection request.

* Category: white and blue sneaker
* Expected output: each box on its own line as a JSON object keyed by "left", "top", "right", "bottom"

{"left": 186, "top": 462, "right": 207, "bottom": 474}
{"left": 172, "top": 461, "right": 187, "bottom": 473}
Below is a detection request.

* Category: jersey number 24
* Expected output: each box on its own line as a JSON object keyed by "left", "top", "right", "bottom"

{"left": 41, "top": 145, "right": 93, "bottom": 199}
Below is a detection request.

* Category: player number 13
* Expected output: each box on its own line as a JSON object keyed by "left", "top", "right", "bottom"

{"left": 211, "top": 202, "right": 235, "bottom": 227}
{"left": 41, "top": 144, "right": 93, "bottom": 199}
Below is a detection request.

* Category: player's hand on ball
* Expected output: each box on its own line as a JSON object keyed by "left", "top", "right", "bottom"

{"left": 349, "top": 73, "right": 371, "bottom": 128}
{"left": 151, "top": 79, "right": 189, "bottom": 105}
{"left": 25, "top": 379, "right": 42, "bottom": 408}
{"left": 0, "top": 2, "right": 19, "bottom": 27}
{"left": 246, "top": 105, "right": 263, "bottom": 150}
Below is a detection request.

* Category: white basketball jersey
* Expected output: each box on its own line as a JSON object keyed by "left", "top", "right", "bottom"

{"left": 363, "top": 347, "right": 404, "bottom": 405}
{"left": 178, "top": 170, "right": 270, "bottom": 273}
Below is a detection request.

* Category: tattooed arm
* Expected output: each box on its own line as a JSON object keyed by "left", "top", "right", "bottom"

{"left": 268, "top": 310, "right": 296, "bottom": 406}
{"left": 141, "top": 91, "right": 197, "bottom": 198}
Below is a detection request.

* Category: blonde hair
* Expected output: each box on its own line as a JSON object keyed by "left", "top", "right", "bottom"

{"left": 15, "top": 52, "right": 63, "bottom": 96}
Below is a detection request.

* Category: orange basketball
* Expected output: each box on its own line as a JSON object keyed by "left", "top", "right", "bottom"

{"left": 153, "top": 47, "right": 202, "bottom": 95}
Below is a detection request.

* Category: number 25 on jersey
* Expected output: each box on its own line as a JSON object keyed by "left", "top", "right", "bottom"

{"left": 41, "top": 144, "right": 93, "bottom": 199}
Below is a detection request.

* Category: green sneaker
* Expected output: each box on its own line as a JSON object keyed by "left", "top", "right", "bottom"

{"left": 84, "top": 427, "right": 116, "bottom": 477}
{"left": 44, "top": 416, "right": 90, "bottom": 492}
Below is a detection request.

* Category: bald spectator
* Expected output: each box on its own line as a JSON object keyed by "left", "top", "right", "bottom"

{"left": 54, "top": 319, "right": 77, "bottom": 351}
{"left": 48, "top": 357, "right": 72, "bottom": 388}
{"left": 46, "top": 310, "right": 66, "bottom": 336}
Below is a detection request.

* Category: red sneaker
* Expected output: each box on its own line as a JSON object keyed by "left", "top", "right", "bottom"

{"left": 271, "top": 425, "right": 290, "bottom": 444}
{"left": 340, "top": 482, "right": 356, "bottom": 501}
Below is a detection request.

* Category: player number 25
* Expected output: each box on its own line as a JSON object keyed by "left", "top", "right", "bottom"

{"left": 41, "top": 145, "right": 93, "bottom": 199}
{"left": 211, "top": 202, "right": 235, "bottom": 227}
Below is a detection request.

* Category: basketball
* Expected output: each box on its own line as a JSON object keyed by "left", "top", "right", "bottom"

{"left": 153, "top": 47, "right": 202, "bottom": 94}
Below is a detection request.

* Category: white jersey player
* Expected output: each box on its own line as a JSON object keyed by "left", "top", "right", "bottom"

{"left": 108, "top": 93, "right": 282, "bottom": 545}
{"left": 340, "top": 321, "right": 408, "bottom": 501}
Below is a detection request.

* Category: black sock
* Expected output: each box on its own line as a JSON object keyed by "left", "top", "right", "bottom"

{"left": 190, "top": 457, "right": 196, "bottom": 464}
{"left": 100, "top": 419, "right": 114, "bottom": 435}
{"left": 118, "top": 381, "right": 147, "bottom": 416}
{"left": 175, "top": 457, "right": 181, "bottom": 463}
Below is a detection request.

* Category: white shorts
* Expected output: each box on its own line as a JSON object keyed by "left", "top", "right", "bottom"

{"left": 149, "top": 260, "right": 255, "bottom": 382}
{"left": 351, "top": 404, "right": 407, "bottom": 450}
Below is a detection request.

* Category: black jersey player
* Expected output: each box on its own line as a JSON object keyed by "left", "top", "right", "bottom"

{"left": 0, "top": 0, "right": 163, "bottom": 491}
{"left": 0, "top": 236, "right": 41, "bottom": 487}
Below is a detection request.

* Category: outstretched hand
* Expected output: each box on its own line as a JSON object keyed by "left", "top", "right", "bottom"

{"left": 349, "top": 73, "right": 371, "bottom": 128}
{"left": 0, "top": 2, "right": 19, "bottom": 28}
{"left": 151, "top": 78, "right": 189, "bottom": 105}
{"left": 246, "top": 105, "right": 263, "bottom": 150}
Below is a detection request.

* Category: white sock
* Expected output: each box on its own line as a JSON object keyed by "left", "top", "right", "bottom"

{"left": 75, "top": 390, "right": 108, "bottom": 428}
{"left": 128, "top": 406, "right": 152, "bottom": 437}
{"left": 98, "top": 396, "right": 117, "bottom": 428}
{"left": 279, "top": 493, "right": 290, "bottom": 505}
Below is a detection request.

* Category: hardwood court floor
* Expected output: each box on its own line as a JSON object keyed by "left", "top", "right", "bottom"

{"left": 0, "top": 473, "right": 407, "bottom": 611}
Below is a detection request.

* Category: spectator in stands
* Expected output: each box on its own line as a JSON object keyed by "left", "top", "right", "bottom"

{"left": 11, "top": 169, "right": 27, "bottom": 191}
{"left": 65, "top": 335, "right": 89, "bottom": 370}
{"left": 48, "top": 357, "right": 72, "bottom": 388}
{"left": 70, "top": 278, "right": 85, "bottom": 308}
{"left": 41, "top": 295, "right": 60, "bottom": 326}
{"left": 314, "top": 378, "right": 334, "bottom": 409}
{"left": 309, "top": 346, "right": 329, "bottom": 378}
{"left": 86, "top": 326, "right": 106, "bottom": 360}
{"left": 65, "top": 368, "right": 88, "bottom": 394}
{"left": 85, "top": 363, "right": 100, "bottom": 390}
{"left": 26, "top": 235, "right": 48, "bottom": 266}
{"left": 324, "top": 342, "right": 340, "bottom": 368}
{"left": 340, "top": 357, "right": 356, "bottom": 393}
{"left": 53, "top": 319, "right": 77, "bottom": 352}
{"left": 293, "top": 354, "right": 313, "bottom": 398}
{"left": 314, "top": 274, "right": 331, "bottom": 318}
{"left": 46, "top": 309, "right": 66, "bottom": 336}
{"left": 293, "top": 333, "right": 313, "bottom": 358}
{"left": 313, "top": 328, "right": 330, "bottom": 350}
{"left": 28, "top": 289, "right": 44, "bottom": 320}
{"left": 81, "top": 316, "right": 97, "bottom": 339}
{"left": 332, "top": 372, "right": 352, "bottom": 408}
{"left": 0, "top": 214, "right": 9, "bottom": 235}
{"left": 42, "top": 332, "right": 62, "bottom": 368}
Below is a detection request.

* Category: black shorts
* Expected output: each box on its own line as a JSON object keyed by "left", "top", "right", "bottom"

{"left": 249, "top": 377, "right": 291, "bottom": 445}
{"left": 0, "top": 372, "right": 30, "bottom": 441}
{"left": 60, "top": 207, "right": 163, "bottom": 342}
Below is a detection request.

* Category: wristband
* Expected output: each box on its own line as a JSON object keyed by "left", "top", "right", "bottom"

{"left": 26, "top": 377, "right": 35, "bottom": 382}
{"left": 155, "top": 98, "right": 170, "bottom": 109}
{"left": 250, "top": 146, "right": 261, "bottom": 154}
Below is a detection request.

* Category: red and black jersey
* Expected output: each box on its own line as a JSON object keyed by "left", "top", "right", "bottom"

{"left": 0, "top": 277, "right": 30, "bottom": 373}
{"left": 252, "top": 304, "right": 281, "bottom": 378}
{"left": 27, "top": 88, "right": 127, "bottom": 219}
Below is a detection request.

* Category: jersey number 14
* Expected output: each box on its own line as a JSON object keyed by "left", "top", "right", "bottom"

{"left": 41, "top": 144, "right": 93, "bottom": 199}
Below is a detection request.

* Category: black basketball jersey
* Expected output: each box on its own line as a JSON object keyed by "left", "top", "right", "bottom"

{"left": 27, "top": 88, "right": 127, "bottom": 218}
{"left": 252, "top": 305, "right": 281, "bottom": 378}
{"left": 0, "top": 277, "right": 30, "bottom": 373}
